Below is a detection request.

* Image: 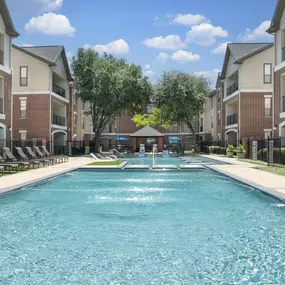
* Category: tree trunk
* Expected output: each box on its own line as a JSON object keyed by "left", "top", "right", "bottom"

{"left": 93, "top": 128, "right": 102, "bottom": 153}
{"left": 187, "top": 123, "right": 197, "bottom": 152}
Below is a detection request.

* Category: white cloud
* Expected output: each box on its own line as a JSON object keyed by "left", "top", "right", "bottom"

{"left": 240, "top": 21, "right": 273, "bottom": 42}
{"left": 171, "top": 50, "right": 200, "bottom": 63}
{"left": 194, "top": 69, "right": 221, "bottom": 88}
{"left": 143, "top": 64, "right": 155, "bottom": 79}
{"left": 172, "top": 13, "right": 206, "bottom": 26}
{"left": 34, "top": 0, "right": 63, "bottom": 11}
{"left": 154, "top": 16, "right": 160, "bottom": 21}
{"left": 66, "top": 51, "right": 73, "bottom": 61}
{"left": 211, "top": 42, "right": 230, "bottom": 55}
{"left": 144, "top": 35, "right": 186, "bottom": 50}
{"left": 24, "top": 13, "right": 76, "bottom": 37}
{"left": 186, "top": 23, "right": 228, "bottom": 46}
{"left": 84, "top": 39, "right": 129, "bottom": 55}
{"left": 156, "top": 52, "right": 170, "bottom": 63}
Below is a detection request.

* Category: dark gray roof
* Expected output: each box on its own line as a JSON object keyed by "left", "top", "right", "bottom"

{"left": 130, "top": 126, "right": 164, "bottom": 137}
{"left": 0, "top": 0, "right": 19, "bottom": 37}
{"left": 220, "top": 43, "right": 274, "bottom": 79}
{"left": 13, "top": 45, "right": 73, "bottom": 81}
{"left": 21, "top": 46, "right": 63, "bottom": 64}
{"left": 267, "top": 0, "right": 284, "bottom": 33}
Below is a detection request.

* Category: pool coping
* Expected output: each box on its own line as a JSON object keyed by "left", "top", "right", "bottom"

{"left": 79, "top": 161, "right": 128, "bottom": 169}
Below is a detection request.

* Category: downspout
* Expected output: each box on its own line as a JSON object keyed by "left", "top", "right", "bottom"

{"left": 272, "top": 64, "right": 275, "bottom": 137}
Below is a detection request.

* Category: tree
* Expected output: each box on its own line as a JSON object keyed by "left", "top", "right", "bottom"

{"left": 156, "top": 71, "right": 210, "bottom": 146}
{"left": 71, "top": 48, "right": 152, "bottom": 151}
{"left": 132, "top": 107, "right": 171, "bottom": 129}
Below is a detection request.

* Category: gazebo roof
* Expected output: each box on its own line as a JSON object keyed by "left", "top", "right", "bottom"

{"left": 130, "top": 126, "right": 164, "bottom": 137}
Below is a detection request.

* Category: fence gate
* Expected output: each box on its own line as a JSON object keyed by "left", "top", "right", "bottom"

{"left": 251, "top": 141, "right": 257, "bottom": 160}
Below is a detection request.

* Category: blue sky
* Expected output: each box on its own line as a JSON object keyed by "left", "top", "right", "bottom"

{"left": 7, "top": 0, "right": 276, "bottom": 86}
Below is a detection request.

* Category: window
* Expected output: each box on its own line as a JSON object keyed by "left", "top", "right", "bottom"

{"left": 20, "top": 66, "right": 28, "bottom": 86}
{"left": 82, "top": 117, "right": 85, "bottom": 129}
{"left": 264, "top": 63, "right": 272, "bottom": 84}
{"left": 265, "top": 97, "right": 272, "bottom": 116}
{"left": 74, "top": 113, "right": 77, "bottom": 127}
{"left": 20, "top": 99, "right": 26, "bottom": 119}
{"left": 74, "top": 90, "right": 77, "bottom": 105}
{"left": 218, "top": 111, "right": 221, "bottom": 126}
{"left": 264, "top": 131, "right": 271, "bottom": 139}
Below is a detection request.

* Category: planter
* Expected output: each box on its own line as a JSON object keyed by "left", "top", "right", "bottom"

{"left": 227, "top": 151, "right": 233, "bottom": 158}
{"left": 237, "top": 152, "right": 245, "bottom": 159}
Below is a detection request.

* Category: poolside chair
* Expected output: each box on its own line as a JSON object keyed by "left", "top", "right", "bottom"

{"left": 14, "top": 147, "right": 40, "bottom": 168}
{"left": 93, "top": 153, "right": 118, "bottom": 161}
{"left": 2, "top": 147, "right": 30, "bottom": 170}
{"left": 41, "top": 146, "right": 68, "bottom": 163}
{"left": 34, "top": 146, "right": 56, "bottom": 165}
{"left": 0, "top": 154, "right": 19, "bottom": 173}
{"left": 25, "top": 147, "right": 50, "bottom": 167}
{"left": 99, "top": 153, "right": 118, "bottom": 160}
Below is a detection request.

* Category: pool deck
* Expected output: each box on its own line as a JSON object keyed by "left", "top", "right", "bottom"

{"left": 203, "top": 155, "right": 285, "bottom": 201}
{"left": 0, "top": 157, "right": 94, "bottom": 194}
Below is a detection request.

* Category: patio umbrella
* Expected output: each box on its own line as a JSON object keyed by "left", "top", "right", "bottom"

{"left": 115, "top": 137, "right": 129, "bottom": 141}
{"left": 169, "top": 137, "right": 181, "bottom": 141}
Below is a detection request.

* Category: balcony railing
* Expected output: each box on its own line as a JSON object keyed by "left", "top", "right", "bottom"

{"left": 226, "top": 82, "right": 238, "bottom": 97}
{"left": 0, "top": 50, "right": 3, "bottom": 66}
{"left": 227, "top": 113, "right": 238, "bottom": 126}
{"left": 0, "top": 98, "right": 3, "bottom": 114}
{"left": 200, "top": 126, "right": 203, "bottom": 132}
{"left": 282, "top": 47, "right": 285, "bottom": 62}
{"left": 52, "top": 84, "right": 66, "bottom": 98}
{"left": 282, "top": 96, "right": 285, "bottom": 113}
{"left": 53, "top": 114, "right": 66, "bottom": 126}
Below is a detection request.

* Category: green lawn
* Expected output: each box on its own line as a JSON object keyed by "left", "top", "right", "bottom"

{"left": 88, "top": 161, "right": 123, "bottom": 166}
{"left": 254, "top": 166, "right": 285, "bottom": 176}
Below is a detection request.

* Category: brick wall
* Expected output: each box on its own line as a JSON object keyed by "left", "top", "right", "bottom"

{"left": 0, "top": 71, "right": 12, "bottom": 140}
{"left": 240, "top": 92, "right": 273, "bottom": 139}
{"left": 13, "top": 93, "right": 51, "bottom": 140}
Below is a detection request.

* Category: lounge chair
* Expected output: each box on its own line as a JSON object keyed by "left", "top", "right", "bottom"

{"left": 14, "top": 147, "right": 40, "bottom": 168}
{"left": 25, "top": 147, "right": 50, "bottom": 166}
{"left": 0, "top": 166, "right": 4, "bottom": 176}
{"left": 0, "top": 154, "right": 19, "bottom": 173}
{"left": 95, "top": 153, "right": 118, "bottom": 161}
{"left": 41, "top": 146, "right": 68, "bottom": 163}
{"left": 2, "top": 147, "right": 30, "bottom": 170}
{"left": 34, "top": 146, "right": 56, "bottom": 165}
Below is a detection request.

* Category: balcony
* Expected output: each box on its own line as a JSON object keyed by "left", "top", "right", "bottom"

{"left": 53, "top": 114, "right": 66, "bottom": 126}
{"left": 0, "top": 50, "right": 3, "bottom": 66}
{"left": 227, "top": 83, "right": 238, "bottom": 97}
{"left": 227, "top": 113, "right": 238, "bottom": 126}
{"left": 52, "top": 84, "right": 66, "bottom": 98}
{"left": 282, "top": 96, "right": 285, "bottom": 113}
{"left": 0, "top": 98, "right": 3, "bottom": 114}
{"left": 282, "top": 47, "right": 285, "bottom": 62}
{"left": 200, "top": 126, "right": 203, "bottom": 132}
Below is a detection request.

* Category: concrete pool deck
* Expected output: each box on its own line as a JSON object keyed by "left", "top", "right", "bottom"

{"left": 203, "top": 155, "right": 285, "bottom": 201}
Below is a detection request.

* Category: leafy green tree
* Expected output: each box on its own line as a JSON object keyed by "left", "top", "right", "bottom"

{"left": 71, "top": 48, "right": 152, "bottom": 151}
{"left": 132, "top": 107, "right": 171, "bottom": 129}
{"left": 156, "top": 71, "right": 210, "bottom": 146}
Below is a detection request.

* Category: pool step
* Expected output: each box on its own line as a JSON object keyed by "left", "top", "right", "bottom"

{"left": 179, "top": 164, "right": 205, "bottom": 169}
{"left": 152, "top": 165, "right": 178, "bottom": 169}
{"left": 124, "top": 165, "right": 150, "bottom": 169}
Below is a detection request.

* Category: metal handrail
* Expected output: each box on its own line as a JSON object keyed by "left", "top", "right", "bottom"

{"left": 0, "top": 98, "right": 3, "bottom": 114}
{"left": 53, "top": 114, "right": 66, "bottom": 126}
{"left": 227, "top": 82, "right": 238, "bottom": 97}
{"left": 227, "top": 113, "right": 238, "bottom": 125}
{"left": 52, "top": 84, "right": 66, "bottom": 98}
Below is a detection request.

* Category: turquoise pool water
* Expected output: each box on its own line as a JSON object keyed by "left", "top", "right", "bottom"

{"left": 123, "top": 155, "right": 226, "bottom": 165}
{"left": 1, "top": 170, "right": 285, "bottom": 284}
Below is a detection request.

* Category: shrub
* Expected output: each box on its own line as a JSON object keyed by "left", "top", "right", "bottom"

{"left": 257, "top": 147, "right": 285, "bottom": 164}
{"left": 226, "top": 144, "right": 235, "bottom": 153}
{"left": 208, "top": 146, "right": 226, "bottom": 155}
{"left": 236, "top": 144, "right": 246, "bottom": 154}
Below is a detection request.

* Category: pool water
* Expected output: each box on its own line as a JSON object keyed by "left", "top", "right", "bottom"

{"left": 1, "top": 170, "right": 285, "bottom": 284}
{"left": 124, "top": 155, "right": 226, "bottom": 165}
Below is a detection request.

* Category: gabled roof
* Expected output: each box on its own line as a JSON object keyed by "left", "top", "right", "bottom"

{"left": 0, "top": 0, "right": 19, "bottom": 38}
{"left": 220, "top": 43, "right": 274, "bottom": 79}
{"left": 130, "top": 126, "right": 164, "bottom": 137}
{"left": 12, "top": 45, "right": 73, "bottom": 81}
{"left": 267, "top": 0, "right": 285, "bottom": 33}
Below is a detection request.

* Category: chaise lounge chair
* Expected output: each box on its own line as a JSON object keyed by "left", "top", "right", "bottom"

{"left": 0, "top": 154, "right": 19, "bottom": 173}
{"left": 2, "top": 147, "right": 30, "bottom": 170}
{"left": 91, "top": 153, "right": 118, "bottom": 161}
{"left": 41, "top": 146, "right": 68, "bottom": 163}
{"left": 14, "top": 147, "right": 41, "bottom": 168}
{"left": 34, "top": 146, "right": 56, "bottom": 165}
{"left": 25, "top": 147, "right": 50, "bottom": 167}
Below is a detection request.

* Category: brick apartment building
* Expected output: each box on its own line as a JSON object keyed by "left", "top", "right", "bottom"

{"left": 267, "top": 0, "right": 285, "bottom": 138}
{"left": 207, "top": 43, "right": 275, "bottom": 144}
{"left": 0, "top": 0, "right": 19, "bottom": 144}
{"left": 11, "top": 45, "right": 74, "bottom": 148}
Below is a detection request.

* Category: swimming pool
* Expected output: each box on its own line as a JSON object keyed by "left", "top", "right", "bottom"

{"left": 1, "top": 169, "right": 285, "bottom": 284}
{"left": 123, "top": 155, "right": 227, "bottom": 165}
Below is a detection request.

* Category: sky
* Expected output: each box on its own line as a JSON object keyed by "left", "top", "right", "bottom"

{"left": 6, "top": 0, "right": 277, "bottom": 87}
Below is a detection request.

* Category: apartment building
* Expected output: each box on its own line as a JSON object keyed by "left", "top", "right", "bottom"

{"left": 218, "top": 43, "right": 275, "bottom": 144}
{"left": 11, "top": 45, "right": 74, "bottom": 147}
{"left": 0, "top": 0, "right": 19, "bottom": 143}
{"left": 267, "top": 0, "right": 285, "bottom": 138}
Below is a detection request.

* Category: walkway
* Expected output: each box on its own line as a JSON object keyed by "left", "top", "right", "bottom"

{"left": 204, "top": 155, "right": 285, "bottom": 201}
{"left": 0, "top": 157, "right": 93, "bottom": 194}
